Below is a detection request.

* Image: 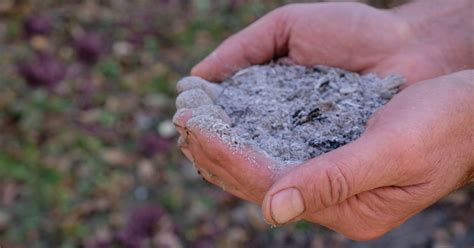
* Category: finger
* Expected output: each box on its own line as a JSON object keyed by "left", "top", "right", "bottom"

{"left": 191, "top": 7, "right": 291, "bottom": 81}
{"left": 172, "top": 108, "right": 192, "bottom": 141}
{"left": 305, "top": 180, "right": 436, "bottom": 241}
{"left": 173, "top": 105, "right": 231, "bottom": 127}
{"left": 173, "top": 108, "right": 193, "bottom": 129}
{"left": 198, "top": 166, "right": 251, "bottom": 201}
{"left": 176, "top": 76, "right": 223, "bottom": 100}
{"left": 185, "top": 114, "right": 276, "bottom": 202}
{"left": 198, "top": 167, "right": 234, "bottom": 193}
{"left": 261, "top": 130, "right": 404, "bottom": 225}
{"left": 190, "top": 105, "right": 232, "bottom": 124}
{"left": 174, "top": 104, "right": 231, "bottom": 160}
{"left": 174, "top": 103, "right": 233, "bottom": 166}
{"left": 176, "top": 88, "right": 213, "bottom": 109}
{"left": 365, "top": 50, "right": 450, "bottom": 86}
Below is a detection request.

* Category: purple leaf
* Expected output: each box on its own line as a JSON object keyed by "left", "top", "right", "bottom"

{"left": 75, "top": 33, "right": 104, "bottom": 65}
{"left": 117, "top": 205, "right": 165, "bottom": 248}
{"left": 137, "top": 132, "right": 170, "bottom": 157}
{"left": 23, "top": 14, "right": 52, "bottom": 37}
{"left": 18, "top": 52, "right": 66, "bottom": 89}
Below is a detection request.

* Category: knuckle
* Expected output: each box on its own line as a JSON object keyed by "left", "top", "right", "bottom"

{"left": 268, "top": 3, "right": 300, "bottom": 28}
{"left": 272, "top": 3, "right": 297, "bottom": 16}
{"left": 326, "top": 165, "right": 351, "bottom": 205}
{"left": 311, "top": 164, "right": 351, "bottom": 209}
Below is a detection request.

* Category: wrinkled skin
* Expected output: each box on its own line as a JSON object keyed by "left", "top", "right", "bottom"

{"left": 260, "top": 71, "right": 474, "bottom": 239}
{"left": 174, "top": 1, "right": 474, "bottom": 240}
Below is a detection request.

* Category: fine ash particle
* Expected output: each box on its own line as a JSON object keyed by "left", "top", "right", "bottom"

{"left": 211, "top": 63, "right": 403, "bottom": 165}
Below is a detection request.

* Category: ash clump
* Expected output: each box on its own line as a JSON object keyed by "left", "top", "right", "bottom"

{"left": 214, "top": 63, "right": 403, "bottom": 164}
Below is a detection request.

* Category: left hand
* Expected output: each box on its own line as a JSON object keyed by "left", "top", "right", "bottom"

{"left": 173, "top": 77, "right": 287, "bottom": 203}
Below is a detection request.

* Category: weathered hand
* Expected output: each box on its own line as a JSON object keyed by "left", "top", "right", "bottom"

{"left": 191, "top": 1, "right": 472, "bottom": 85}
{"left": 173, "top": 76, "right": 288, "bottom": 203}
{"left": 174, "top": 0, "right": 474, "bottom": 234}
{"left": 261, "top": 70, "right": 474, "bottom": 240}
{"left": 180, "top": 2, "right": 407, "bottom": 205}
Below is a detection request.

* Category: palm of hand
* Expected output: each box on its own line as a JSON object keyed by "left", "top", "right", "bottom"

{"left": 262, "top": 74, "right": 473, "bottom": 239}
{"left": 173, "top": 77, "right": 289, "bottom": 203}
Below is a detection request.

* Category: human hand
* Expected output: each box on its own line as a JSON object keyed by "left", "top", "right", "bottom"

{"left": 173, "top": 76, "right": 290, "bottom": 203}
{"left": 260, "top": 70, "right": 474, "bottom": 240}
{"left": 176, "top": 0, "right": 473, "bottom": 213}
{"left": 178, "top": 2, "right": 407, "bottom": 206}
{"left": 192, "top": 1, "right": 473, "bottom": 85}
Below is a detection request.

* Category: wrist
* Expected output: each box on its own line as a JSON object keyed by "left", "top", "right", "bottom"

{"left": 391, "top": 0, "right": 473, "bottom": 72}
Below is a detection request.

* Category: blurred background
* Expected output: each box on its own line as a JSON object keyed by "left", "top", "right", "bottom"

{"left": 0, "top": 0, "right": 472, "bottom": 247}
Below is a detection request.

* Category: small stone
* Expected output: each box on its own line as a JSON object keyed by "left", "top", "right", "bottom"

{"left": 158, "top": 120, "right": 177, "bottom": 138}
{"left": 113, "top": 41, "right": 133, "bottom": 57}
{"left": 451, "top": 221, "right": 466, "bottom": 237}
{"left": 138, "top": 160, "right": 157, "bottom": 183}
{"left": 30, "top": 35, "right": 49, "bottom": 51}
{"left": 134, "top": 186, "right": 149, "bottom": 200}
{"left": 339, "top": 86, "right": 356, "bottom": 94}
{"left": 102, "top": 149, "right": 133, "bottom": 166}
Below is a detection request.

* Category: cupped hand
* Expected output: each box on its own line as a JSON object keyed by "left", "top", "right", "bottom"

{"left": 173, "top": 76, "right": 289, "bottom": 203}
{"left": 191, "top": 2, "right": 468, "bottom": 85}
{"left": 180, "top": 2, "right": 414, "bottom": 204}
{"left": 174, "top": 1, "right": 473, "bottom": 232}
{"left": 261, "top": 70, "right": 474, "bottom": 240}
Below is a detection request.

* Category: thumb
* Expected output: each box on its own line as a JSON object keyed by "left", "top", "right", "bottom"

{"left": 261, "top": 131, "right": 402, "bottom": 225}
{"left": 191, "top": 6, "right": 291, "bottom": 82}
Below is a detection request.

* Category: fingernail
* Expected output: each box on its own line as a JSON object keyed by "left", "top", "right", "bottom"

{"left": 172, "top": 108, "right": 192, "bottom": 127}
{"left": 270, "top": 188, "right": 304, "bottom": 224}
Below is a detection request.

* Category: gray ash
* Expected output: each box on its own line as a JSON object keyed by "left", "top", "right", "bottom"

{"left": 214, "top": 63, "right": 403, "bottom": 165}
